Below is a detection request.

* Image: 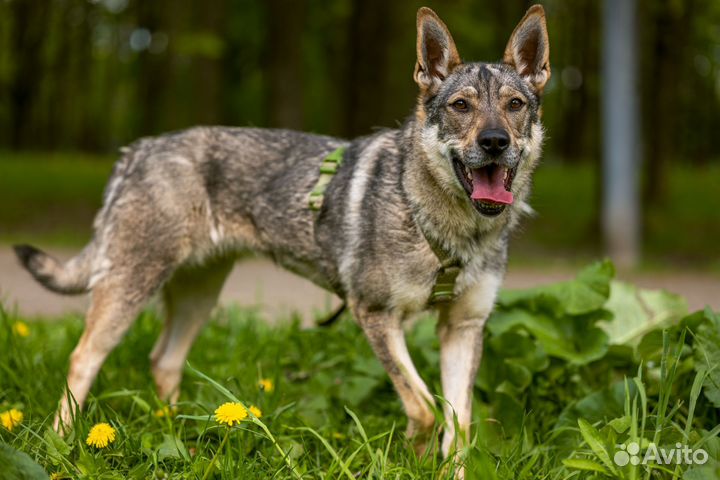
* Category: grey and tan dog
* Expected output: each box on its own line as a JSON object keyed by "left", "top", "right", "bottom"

{"left": 15, "top": 4, "right": 549, "bottom": 472}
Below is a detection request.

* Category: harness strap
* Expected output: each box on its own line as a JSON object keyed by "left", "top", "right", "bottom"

{"left": 315, "top": 303, "right": 347, "bottom": 327}
{"left": 308, "top": 146, "right": 347, "bottom": 211}
{"left": 309, "top": 146, "right": 347, "bottom": 327}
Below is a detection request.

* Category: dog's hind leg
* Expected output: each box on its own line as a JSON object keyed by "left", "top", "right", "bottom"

{"left": 150, "top": 256, "right": 234, "bottom": 404}
{"left": 352, "top": 304, "right": 436, "bottom": 454}
{"left": 55, "top": 264, "right": 171, "bottom": 432}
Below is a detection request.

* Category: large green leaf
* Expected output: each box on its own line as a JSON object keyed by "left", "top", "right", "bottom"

{"left": 499, "top": 260, "right": 614, "bottom": 315}
{"left": 477, "top": 330, "right": 549, "bottom": 435}
{"left": 488, "top": 261, "right": 614, "bottom": 365}
{"left": 602, "top": 281, "right": 688, "bottom": 346}
{"left": 556, "top": 381, "right": 632, "bottom": 432}
{"left": 337, "top": 375, "right": 381, "bottom": 406}
{"left": 478, "top": 330, "right": 547, "bottom": 394}
{"left": 490, "top": 392, "right": 526, "bottom": 436}
{"left": 157, "top": 434, "right": 190, "bottom": 461}
{"left": 487, "top": 308, "right": 609, "bottom": 365}
{"left": 0, "top": 443, "right": 49, "bottom": 480}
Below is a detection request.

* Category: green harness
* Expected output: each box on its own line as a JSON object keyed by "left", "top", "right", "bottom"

{"left": 308, "top": 146, "right": 346, "bottom": 212}
{"left": 308, "top": 146, "right": 460, "bottom": 315}
{"left": 424, "top": 241, "right": 461, "bottom": 306}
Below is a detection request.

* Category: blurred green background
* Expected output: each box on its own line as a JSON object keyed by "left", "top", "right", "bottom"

{"left": 0, "top": 0, "right": 719, "bottom": 270}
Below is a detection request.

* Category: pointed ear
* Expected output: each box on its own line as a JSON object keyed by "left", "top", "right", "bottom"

{"left": 503, "top": 5, "right": 551, "bottom": 93}
{"left": 414, "top": 7, "right": 461, "bottom": 93}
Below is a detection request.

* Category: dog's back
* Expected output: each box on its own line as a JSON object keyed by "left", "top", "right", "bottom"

{"left": 17, "top": 126, "right": 348, "bottom": 293}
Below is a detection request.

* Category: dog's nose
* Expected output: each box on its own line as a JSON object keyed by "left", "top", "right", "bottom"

{"left": 478, "top": 129, "right": 510, "bottom": 157}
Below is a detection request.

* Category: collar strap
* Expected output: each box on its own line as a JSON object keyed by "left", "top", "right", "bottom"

{"left": 308, "top": 146, "right": 347, "bottom": 211}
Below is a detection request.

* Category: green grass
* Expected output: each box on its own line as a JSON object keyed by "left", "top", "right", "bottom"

{"left": 1, "top": 264, "right": 720, "bottom": 479}
{"left": 1, "top": 152, "right": 718, "bottom": 269}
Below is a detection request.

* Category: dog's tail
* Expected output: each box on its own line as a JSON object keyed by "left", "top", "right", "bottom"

{"left": 13, "top": 243, "right": 96, "bottom": 295}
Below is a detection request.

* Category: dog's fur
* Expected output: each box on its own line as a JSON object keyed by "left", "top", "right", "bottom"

{"left": 15, "top": 5, "right": 549, "bottom": 472}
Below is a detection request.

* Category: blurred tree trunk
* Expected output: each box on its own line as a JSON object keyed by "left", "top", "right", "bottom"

{"left": 343, "top": 0, "right": 391, "bottom": 137}
{"left": 135, "top": 1, "right": 169, "bottom": 135}
{"left": 489, "top": 0, "right": 529, "bottom": 53}
{"left": 266, "top": 0, "right": 306, "bottom": 129}
{"left": 8, "top": 0, "right": 49, "bottom": 148}
{"left": 190, "top": 0, "right": 225, "bottom": 127}
{"left": 676, "top": 0, "right": 709, "bottom": 166}
{"left": 47, "top": 2, "right": 92, "bottom": 149}
{"left": 73, "top": 2, "right": 96, "bottom": 151}
{"left": 45, "top": 2, "right": 70, "bottom": 149}
{"left": 642, "top": 0, "right": 688, "bottom": 206}
{"left": 557, "top": 0, "right": 600, "bottom": 163}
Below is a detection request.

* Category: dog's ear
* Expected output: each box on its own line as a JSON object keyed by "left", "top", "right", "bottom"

{"left": 503, "top": 5, "right": 551, "bottom": 93}
{"left": 414, "top": 7, "right": 461, "bottom": 93}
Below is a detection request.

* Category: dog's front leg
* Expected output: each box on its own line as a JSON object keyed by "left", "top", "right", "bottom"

{"left": 352, "top": 303, "right": 436, "bottom": 454}
{"left": 438, "top": 273, "right": 501, "bottom": 467}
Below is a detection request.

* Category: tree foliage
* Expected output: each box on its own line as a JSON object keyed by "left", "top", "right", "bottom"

{"left": 0, "top": 0, "right": 719, "bottom": 176}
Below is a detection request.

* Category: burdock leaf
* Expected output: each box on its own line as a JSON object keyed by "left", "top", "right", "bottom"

{"left": 0, "top": 443, "right": 50, "bottom": 480}
{"left": 487, "top": 309, "right": 609, "bottom": 365}
{"left": 601, "top": 281, "right": 688, "bottom": 346}
{"left": 499, "top": 260, "right": 614, "bottom": 315}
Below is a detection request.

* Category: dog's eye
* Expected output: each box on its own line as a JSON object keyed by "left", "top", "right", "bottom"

{"left": 451, "top": 99, "right": 469, "bottom": 112}
{"left": 509, "top": 98, "right": 525, "bottom": 111}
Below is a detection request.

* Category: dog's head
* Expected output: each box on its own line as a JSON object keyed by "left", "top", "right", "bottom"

{"left": 414, "top": 6, "right": 550, "bottom": 218}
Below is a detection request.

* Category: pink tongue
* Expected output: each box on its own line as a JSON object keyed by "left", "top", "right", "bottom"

{"left": 470, "top": 166, "right": 514, "bottom": 204}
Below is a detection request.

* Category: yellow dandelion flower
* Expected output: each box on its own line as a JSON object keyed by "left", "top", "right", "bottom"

{"left": 0, "top": 408, "right": 23, "bottom": 431}
{"left": 332, "top": 432, "right": 346, "bottom": 440}
{"left": 258, "top": 378, "right": 274, "bottom": 393}
{"left": 214, "top": 402, "right": 247, "bottom": 426}
{"left": 86, "top": 423, "right": 116, "bottom": 448}
{"left": 50, "top": 473, "right": 65, "bottom": 480}
{"left": 248, "top": 405, "right": 262, "bottom": 418}
{"left": 154, "top": 405, "right": 177, "bottom": 418}
{"left": 12, "top": 321, "right": 29, "bottom": 337}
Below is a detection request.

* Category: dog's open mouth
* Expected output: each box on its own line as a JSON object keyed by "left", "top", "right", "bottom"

{"left": 452, "top": 156, "right": 516, "bottom": 217}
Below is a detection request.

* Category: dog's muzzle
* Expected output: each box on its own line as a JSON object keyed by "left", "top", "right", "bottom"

{"left": 452, "top": 155, "right": 517, "bottom": 217}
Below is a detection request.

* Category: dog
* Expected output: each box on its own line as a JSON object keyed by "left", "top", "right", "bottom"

{"left": 14, "top": 5, "right": 549, "bottom": 474}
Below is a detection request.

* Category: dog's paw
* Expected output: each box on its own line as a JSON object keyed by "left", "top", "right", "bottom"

{"left": 405, "top": 416, "right": 437, "bottom": 456}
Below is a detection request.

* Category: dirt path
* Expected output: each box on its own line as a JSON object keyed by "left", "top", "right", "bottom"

{"left": 1, "top": 247, "right": 717, "bottom": 320}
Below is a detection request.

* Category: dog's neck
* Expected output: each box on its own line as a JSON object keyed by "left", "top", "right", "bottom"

{"left": 399, "top": 118, "right": 517, "bottom": 264}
